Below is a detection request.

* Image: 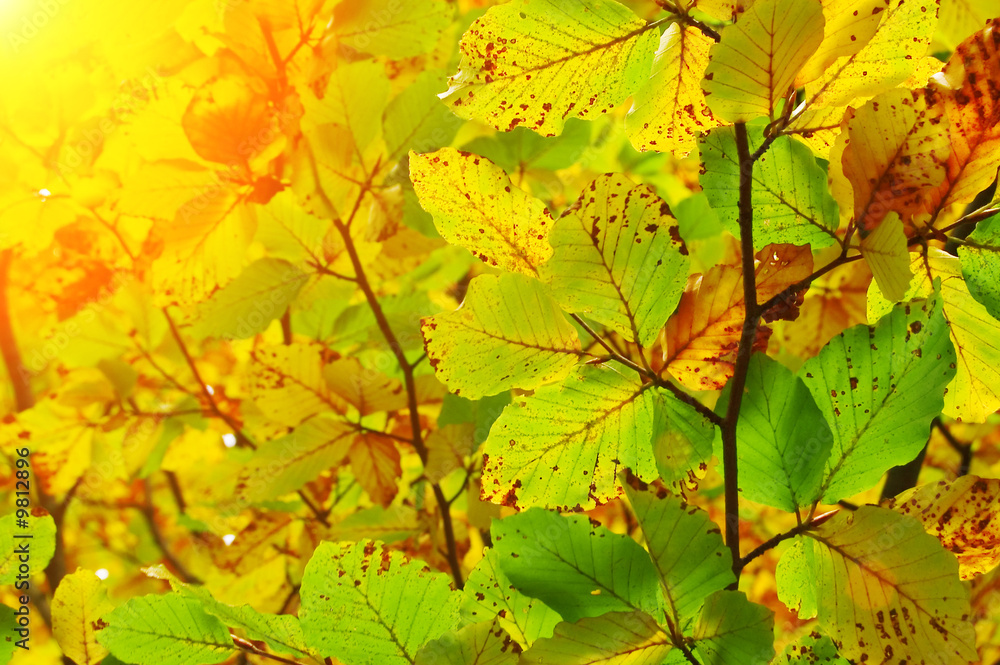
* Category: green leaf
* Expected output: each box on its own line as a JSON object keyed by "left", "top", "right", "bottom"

{"left": 304, "top": 59, "right": 389, "bottom": 152}
{"left": 438, "top": 392, "right": 511, "bottom": 446}
{"left": 237, "top": 415, "right": 354, "bottom": 502}
{"left": 300, "top": 540, "right": 460, "bottom": 665}
{"left": 650, "top": 390, "right": 715, "bottom": 491}
{"left": 491, "top": 508, "right": 662, "bottom": 622}
{"left": 191, "top": 258, "right": 308, "bottom": 340}
{"left": 422, "top": 273, "right": 582, "bottom": 400}
{"left": 959, "top": 212, "right": 1000, "bottom": 320}
{"left": 624, "top": 485, "right": 735, "bottom": 623}
{"left": 95, "top": 594, "right": 235, "bottom": 665}
{"left": 415, "top": 617, "right": 521, "bottom": 665}
{"left": 461, "top": 548, "right": 561, "bottom": 649}
{"left": 0, "top": 511, "right": 56, "bottom": 584}
{"left": 410, "top": 148, "right": 554, "bottom": 276}
{"left": 481, "top": 365, "right": 658, "bottom": 511}
{"left": 869, "top": 249, "right": 1000, "bottom": 423}
{"left": 384, "top": 70, "right": 462, "bottom": 164}
{"left": 627, "top": 23, "right": 723, "bottom": 156}
{"left": 775, "top": 539, "right": 818, "bottom": 620}
{"left": 703, "top": 0, "right": 825, "bottom": 122}
{"left": 461, "top": 118, "right": 592, "bottom": 173}
{"left": 441, "top": 0, "right": 658, "bottom": 136}
{"left": 520, "top": 611, "right": 672, "bottom": 665}
{"left": 716, "top": 354, "right": 833, "bottom": 511}
{"left": 333, "top": 0, "right": 452, "bottom": 59}
{"left": 779, "top": 632, "right": 850, "bottom": 664}
{"left": 0, "top": 604, "right": 15, "bottom": 664}
{"left": 799, "top": 293, "right": 955, "bottom": 502}
{"left": 541, "top": 173, "right": 690, "bottom": 347}
{"left": 778, "top": 507, "right": 978, "bottom": 665}
{"left": 143, "top": 565, "right": 311, "bottom": 658}
{"left": 688, "top": 591, "right": 774, "bottom": 665}
{"left": 699, "top": 125, "right": 839, "bottom": 250}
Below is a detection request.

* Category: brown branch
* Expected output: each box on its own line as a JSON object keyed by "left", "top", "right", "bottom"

{"left": 231, "top": 634, "right": 306, "bottom": 665}
{"left": 141, "top": 478, "right": 202, "bottom": 584}
{"left": 934, "top": 416, "right": 973, "bottom": 477}
{"left": 333, "top": 206, "right": 464, "bottom": 588}
{"left": 719, "top": 123, "right": 758, "bottom": 583}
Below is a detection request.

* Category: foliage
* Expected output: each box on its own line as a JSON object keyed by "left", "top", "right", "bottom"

{"left": 0, "top": 1, "right": 999, "bottom": 665}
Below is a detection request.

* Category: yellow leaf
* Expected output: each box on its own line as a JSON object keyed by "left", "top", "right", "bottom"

{"left": 703, "top": 0, "right": 825, "bottom": 122}
{"left": 302, "top": 59, "right": 389, "bottom": 153}
{"left": 660, "top": 244, "right": 813, "bottom": 391}
{"left": 799, "top": 0, "right": 938, "bottom": 110}
{"left": 627, "top": 24, "right": 724, "bottom": 156}
{"left": 52, "top": 569, "right": 114, "bottom": 665}
{"left": 151, "top": 188, "right": 256, "bottom": 306}
{"left": 860, "top": 212, "right": 912, "bottom": 302}
{"left": 409, "top": 148, "right": 554, "bottom": 276}
{"left": 792, "top": 507, "right": 978, "bottom": 665}
{"left": 843, "top": 89, "right": 950, "bottom": 233}
{"left": 934, "top": 0, "right": 1000, "bottom": 51}
{"left": 213, "top": 513, "right": 294, "bottom": 576}
{"left": 886, "top": 476, "right": 1000, "bottom": 580}
{"left": 795, "top": 0, "right": 885, "bottom": 86}
{"left": 323, "top": 357, "right": 407, "bottom": 415}
{"left": 440, "top": 0, "right": 659, "bottom": 136}
{"left": 246, "top": 342, "right": 341, "bottom": 427}
{"left": 869, "top": 249, "right": 1000, "bottom": 422}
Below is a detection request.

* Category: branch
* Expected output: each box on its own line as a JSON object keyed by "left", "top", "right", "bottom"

{"left": 934, "top": 416, "right": 973, "bottom": 477}
{"left": 571, "top": 313, "right": 723, "bottom": 426}
{"left": 231, "top": 634, "right": 306, "bottom": 665}
{"left": 720, "top": 123, "right": 758, "bottom": 582}
{"left": 141, "top": 478, "right": 202, "bottom": 584}
{"left": 655, "top": 0, "right": 721, "bottom": 41}
{"left": 736, "top": 520, "right": 815, "bottom": 573}
{"left": 333, "top": 207, "right": 464, "bottom": 589}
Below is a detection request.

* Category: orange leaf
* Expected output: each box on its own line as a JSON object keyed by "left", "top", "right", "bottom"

{"left": 921, "top": 18, "right": 1000, "bottom": 219}
{"left": 659, "top": 244, "right": 813, "bottom": 390}
{"left": 350, "top": 431, "right": 402, "bottom": 507}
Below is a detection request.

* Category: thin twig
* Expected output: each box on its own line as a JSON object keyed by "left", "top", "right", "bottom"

{"left": 934, "top": 417, "right": 973, "bottom": 477}
{"left": 231, "top": 634, "right": 305, "bottom": 665}
{"left": 141, "top": 478, "right": 202, "bottom": 584}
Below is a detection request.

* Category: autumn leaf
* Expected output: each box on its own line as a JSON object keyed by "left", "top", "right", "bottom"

{"left": 519, "top": 611, "right": 671, "bottom": 665}
{"left": 627, "top": 24, "right": 723, "bottom": 156}
{"left": 461, "top": 548, "right": 561, "bottom": 649}
{"left": 885, "top": 476, "right": 1000, "bottom": 580}
{"left": 699, "top": 125, "right": 840, "bottom": 249}
{"left": 541, "top": 173, "right": 690, "bottom": 347}
{"left": 795, "top": 0, "right": 886, "bottom": 86}
{"left": 422, "top": 272, "right": 582, "bottom": 400}
{"left": 860, "top": 212, "right": 913, "bottom": 301}
{"left": 703, "top": 0, "right": 825, "bottom": 122}
{"left": 349, "top": 430, "right": 402, "bottom": 506}
{"left": 920, "top": 18, "right": 1000, "bottom": 220}
{"left": 440, "top": 0, "right": 659, "bottom": 136}
{"left": 481, "top": 365, "right": 658, "bottom": 511}
{"left": 410, "top": 148, "right": 554, "bottom": 275}
{"left": 777, "top": 507, "right": 978, "bottom": 665}
{"left": 52, "top": 570, "right": 114, "bottom": 665}
{"left": 332, "top": 0, "right": 452, "bottom": 59}
{"left": 246, "top": 342, "right": 339, "bottom": 427}
{"left": 415, "top": 617, "right": 521, "bottom": 665}
{"left": 661, "top": 244, "right": 813, "bottom": 391}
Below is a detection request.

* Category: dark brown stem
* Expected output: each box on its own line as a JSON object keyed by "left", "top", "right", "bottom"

{"left": 934, "top": 417, "right": 973, "bottom": 477}
{"left": 736, "top": 520, "right": 815, "bottom": 573}
{"left": 655, "top": 0, "right": 721, "bottom": 41}
{"left": 880, "top": 443, "right": 927, "bottom": 501}
{"left": 281, "top": 309, "right": 293, "bottom": 345}
{"left": 720, "top": 123, "right": 758, "bottom": 582}
{"left": 141, "top": 478, "right": 202, "bottom": 584}
{"left": 333, "top": 216, "right": 464, "bottom": 589}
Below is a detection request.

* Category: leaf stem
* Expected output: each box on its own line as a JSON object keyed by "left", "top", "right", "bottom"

{"left": 231, "top": 634, "right": 305, "bottom": 665}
